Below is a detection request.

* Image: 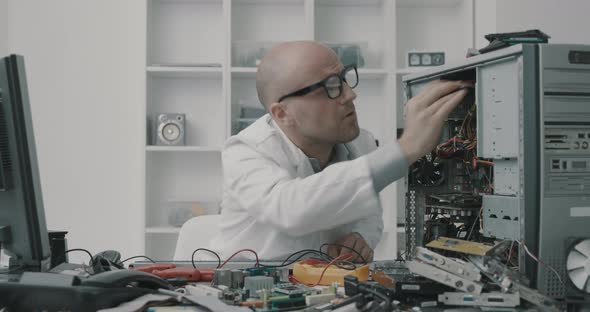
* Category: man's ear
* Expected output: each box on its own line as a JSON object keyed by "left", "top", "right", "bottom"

{"left": 269, "top": 102, "right": 293, "bottom": 126}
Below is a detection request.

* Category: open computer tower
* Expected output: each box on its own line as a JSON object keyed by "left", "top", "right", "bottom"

{"left": 401, "top": 44, "right": 590, "bottom": 301}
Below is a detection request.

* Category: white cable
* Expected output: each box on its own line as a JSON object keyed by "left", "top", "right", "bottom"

{"left": 507, "top": 240, "right": 515, "bottom": 265}
{"left": 517, "top": 240, "right": 565, "bottom": 286}
{"left": 466, "top": 207, "right": 483, "bottom": 240}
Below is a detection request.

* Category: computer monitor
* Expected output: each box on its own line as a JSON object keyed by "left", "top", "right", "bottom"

{"left": 0, "top": 55, "right": 51, "bottom": 272}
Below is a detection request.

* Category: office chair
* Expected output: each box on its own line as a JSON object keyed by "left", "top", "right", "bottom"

{"left": 173, "top": 214, "right": 221, "bottom": 261}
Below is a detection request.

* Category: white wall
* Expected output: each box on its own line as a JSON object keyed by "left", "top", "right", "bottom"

{"left": 474, "top": 0, "right": 496, "bottom": 50}
{"left": 0, "top": 0, "right": 7, "bottom": 56}
{"left": 6, "top": 0, "right": 146, "bottom": 262}
{"left": 496, "top": 0, "right": 590, "bottom": 45}
{"left": 475, "top": 0, "right": 590, "bottom": 50}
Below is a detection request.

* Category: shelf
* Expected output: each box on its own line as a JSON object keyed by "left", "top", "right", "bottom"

{"left": 146, "top": 227, "right": 181, "bottom": 234}
{"left": 315, "top": 2, "right": 386, "bottom": 69}
{"left": 396, "top": 0, "right": 463, "bottom": 8}
{"left": 395, "top": 67, "right": 429, "bottom": 75}
{"left": 317, "top": 0, "right": 382, "bottom": 6}
{"left": 146, "top": 146, "right": 221, "bottom": 152}
{"left": 232, "top": 0, "right": 306, "bottom": 42}
{"left": 234, "top": 0, "right": 303, "bottom": 4}
{"left": 358, "top": 68, "right": 388, "bottom": 79}
{"left": 147, "top": 66, "right": 222, "bottom": 78}
{"left": 147, "top": 76, "right": 225, "bottom": 147}
{"left": 231, "top": 67, "right": 257, "bottom": 77}
{"left": 235, "top": 118, "right": 259, "bottom": 123}
{"left": 148, "top": 0, "right": 223, "bottom": 65}
{"left": 155, "top": 0, "right": 221, "bottom": 2}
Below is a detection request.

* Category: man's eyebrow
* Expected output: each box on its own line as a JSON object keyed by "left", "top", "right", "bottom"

{"left": 300, "top": 65, "right": 343, "bottom": 88}
{"left": 320, "top": 67, "right": 344, "bottom": 80}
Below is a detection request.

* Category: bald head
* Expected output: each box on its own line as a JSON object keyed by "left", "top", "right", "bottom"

{"left": 256, "top": 41, "right": 341, "bottom": 110}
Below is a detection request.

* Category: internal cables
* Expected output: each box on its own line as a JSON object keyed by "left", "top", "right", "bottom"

{"left": 177, "top": 246, "right": 366, "bottom": 279}
{"left": 311, "top": 253, "right": 353, "bottom": 287}
{"left": 63, "top": 248, "right": 94, "bottom": 265}
{"left": 259, "top": 248, "right": 360, "bottom": 270}
{"left": 60, "top": 248, "right": 95, "bottom": 275}
{"left": 219, "top": 249, "right": 260, "bottom": 268}
{"left": 319, "top": 243, "right": 368, "bottom": 264}
{"left": 190, "top": 248, "right": 221, "bottom": 269}
{"left": 290, "top": 253, "right": 354, "bottom": 287}
{"left": 436, "top": 136, "right": 476, "bottom": 159}
{"left": 120, "top": 255, "right": 155, "bottom": 265}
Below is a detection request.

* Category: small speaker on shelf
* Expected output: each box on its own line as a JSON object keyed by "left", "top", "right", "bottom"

{"left": 153, "top": 113, "right": 185, "bottom": 146}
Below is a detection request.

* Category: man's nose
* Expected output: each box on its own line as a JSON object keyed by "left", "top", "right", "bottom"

{"left": 340, "top": 82, "right": 357, "bottom": 103}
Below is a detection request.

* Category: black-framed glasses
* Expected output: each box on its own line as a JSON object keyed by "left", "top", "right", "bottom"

{"left": 278, "top": 65, "right": 359, "bottom": 102}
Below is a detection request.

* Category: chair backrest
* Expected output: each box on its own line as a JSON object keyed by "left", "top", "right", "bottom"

{"left": 173, "top": 214, "right": 221, "bottom": 261}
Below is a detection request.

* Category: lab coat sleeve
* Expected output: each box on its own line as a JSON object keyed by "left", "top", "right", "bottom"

{"left": 342, "top": 141, "right": 407, "bottom": 248}
{"left": 347, "top": 209, "right": 384, "bottom": 249}
{"left": 223, "top": 137, "right": 385, "bottom": 237}
{"left": 367, "top": 141, "right": 409, "bottom": 193}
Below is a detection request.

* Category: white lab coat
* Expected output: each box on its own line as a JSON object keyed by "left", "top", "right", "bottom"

{"left": 209, "top": 114, "right": 384, "bottom": 260}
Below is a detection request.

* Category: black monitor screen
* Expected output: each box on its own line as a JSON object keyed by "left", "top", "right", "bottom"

{"left": 0, "top": 55, "right": 51, "bottom": 272}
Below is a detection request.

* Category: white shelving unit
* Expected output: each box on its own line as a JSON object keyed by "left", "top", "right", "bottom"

{"left": 147, "top": 66, "right": 223, "bottom": 79}
{"left": 144, "top": 0, "right": 475, "bottom": 260}
{"left": 146, "top": 227, "right": 182, "bottom": 234}
{"left": 146, "top": 146, "right": 221, "bottom": 152}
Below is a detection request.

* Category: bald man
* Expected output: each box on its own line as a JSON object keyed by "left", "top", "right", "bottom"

{"left": 209, "top": 41, "right": 469, "bottom": 262}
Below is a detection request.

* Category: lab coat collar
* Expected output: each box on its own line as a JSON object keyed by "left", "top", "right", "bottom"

{"left": 309, "top": 144, "right": 352, "bottom": 173}
{"left": 269, "top": 118, "right": 315, "bottom": 177}
{"left": 268, "top": 117, "right": 352, "bottom": 176}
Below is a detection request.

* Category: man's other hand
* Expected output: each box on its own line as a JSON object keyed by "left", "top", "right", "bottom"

{"left": 327, "top": 232, "right": 373, "bottom": 263}
{"left": 399, "top": 80, "right": 472, "bottom": 164}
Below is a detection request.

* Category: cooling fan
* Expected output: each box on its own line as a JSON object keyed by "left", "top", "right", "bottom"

{"left": 411, "top": 152, "right": 445, "bottom": 187}
{"left": 566, "top": 238, "right": 590, "bottom": 294}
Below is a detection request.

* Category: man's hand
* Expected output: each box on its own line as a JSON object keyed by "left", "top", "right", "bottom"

{"left": 399, "top": 80, "right": 472, "bottom": 164}
{"left": 327, "top": 232, "right": 373, "bottom": 263}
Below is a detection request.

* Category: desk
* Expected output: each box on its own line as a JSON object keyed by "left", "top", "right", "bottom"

{"left": 128, "top": 261, "right": 539, "bottom": 312}
{"left": 1, "top": 261, "right": 566, "bottom": 312}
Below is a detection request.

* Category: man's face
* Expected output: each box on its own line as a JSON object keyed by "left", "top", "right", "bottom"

{"left": 282, "top": 57, "right": 360, "bottom": 145}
